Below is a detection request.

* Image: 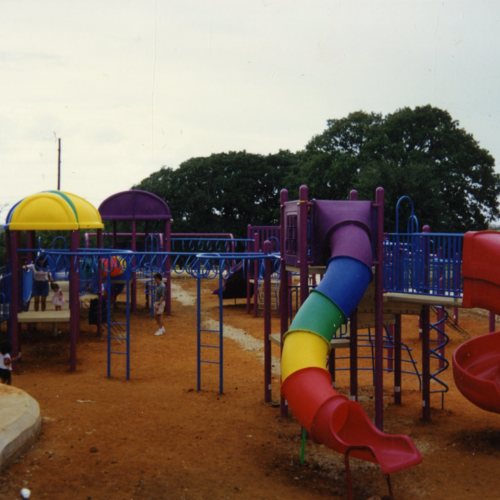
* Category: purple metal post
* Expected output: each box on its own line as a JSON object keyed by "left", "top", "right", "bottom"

{"left": 349, "top": 311, "right": 358, "bottom": 401}
{"left": 246, "top": 225, "right": 252, "bottom": 314}
{"left": 421, "top": 304, "right": 431, "bottom": 420}
{"left": 131, "top": 219, "right": 137, "bottom": 312}
{"left": 298, "top": 185, "right": 309, "bottom": 306}
{"left": 438, "top": 307, "right": 446, "bottom": 369}
{"left": 97, "top": 230, "right": 103, "bottom": 336}
{"left": 263, "top": 240, "right": 272, "bottom": 403}
{"left": 328, "top": 348, "right": 336, "bottom": 382}
{"left": 8, "top": 231, "right": 20, "bottom": 360}
{"left": 164, "top": 219, "right": 172, "bottom": 316}
{"left": 394, "top": 314, "right": 402, "bottom": 405}
{"left": 489, "top": 311, "right": 496, "bottom": 333}
{"left": 348, "top": 188, "right": 359, "bottom": 403}
{"left": 374, "top": 187, "right": 385, "bottom": 430}
{"left": 253, "top": 232, "right": 260, "bottom": 317}
{"left": 69, "top": 230, "right": 80, "bottom": 371}
{"left": 279, "top": 188, "right": 289, "bottom": 417}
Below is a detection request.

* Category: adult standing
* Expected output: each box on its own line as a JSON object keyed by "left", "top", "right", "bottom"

{"left": 26, "top": 254, "right": 53, "bottom": 311}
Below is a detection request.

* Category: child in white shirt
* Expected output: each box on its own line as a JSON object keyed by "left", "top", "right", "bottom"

{"left": 0, "top": 341, "right": 14, "bottom": 385}
{"left": 51, "top": 282, "right": 65, "bottom": 310}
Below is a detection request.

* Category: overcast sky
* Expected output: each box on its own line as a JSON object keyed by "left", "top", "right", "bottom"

{"left": 1, "top": 0, "right": 499, "bottom": 220}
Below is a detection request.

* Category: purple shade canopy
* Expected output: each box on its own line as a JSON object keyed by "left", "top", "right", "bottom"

{"left": 99, "top": 189, "right": 171, "bottom": 221}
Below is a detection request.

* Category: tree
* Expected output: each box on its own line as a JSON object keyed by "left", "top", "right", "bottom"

{"left": 135, "top": 105, "right": 499, "bottom": 234}
{"left": 302, "top": 106, "right": 500, "bottom": 232}
{"left": 134, "top": 151, "right": 297, "bottom": 235}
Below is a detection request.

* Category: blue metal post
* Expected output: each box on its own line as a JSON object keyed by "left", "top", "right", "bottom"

{"left": 106, "top": 256, "right": 112, "bottom": 378}
{"left": 218, "top": 260, "right": 224, "bottom": 394}
{"left": 196, "top": 260, "right": 202, "bottom": 391}
{"left": 125, "top": 268, "right": 131, "bottom": 380}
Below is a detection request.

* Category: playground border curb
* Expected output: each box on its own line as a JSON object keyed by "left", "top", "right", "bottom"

{"left": 0, "top": 385, "right": 41, "bottom": 470}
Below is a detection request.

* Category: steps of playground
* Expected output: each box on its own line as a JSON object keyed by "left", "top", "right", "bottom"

{"left": 0, "top": 385, "right": 41, "bottom": 470}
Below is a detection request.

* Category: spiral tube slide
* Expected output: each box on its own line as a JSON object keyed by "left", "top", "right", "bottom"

{"left": 281, "top": 224, "right": 422, "bottom": 474}
{"left": 453, "top": 231, "right": 500, "bottom": 412}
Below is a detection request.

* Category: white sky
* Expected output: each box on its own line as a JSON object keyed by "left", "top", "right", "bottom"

{"left": 1, "top": 0, "right": 499, "bottom": 219}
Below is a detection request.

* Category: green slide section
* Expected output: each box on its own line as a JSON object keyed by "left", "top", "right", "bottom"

{"left": 287, "top": 290, "right": 345, "bottom": 343}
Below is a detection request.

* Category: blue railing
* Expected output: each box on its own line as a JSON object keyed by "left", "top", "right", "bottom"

{"left": 384, "top": 232, "right": 464, "bottom": 297}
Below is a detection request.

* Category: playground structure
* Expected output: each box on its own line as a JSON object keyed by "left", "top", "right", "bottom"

{"left": 452, "top": 231, "right": 500, "bottom": 413}
{"left": 4, "top": 190, "right": 104, "bottom": 370}
{"left": 98, "top": 190, "right": 172, "bottom": 314}
{"left": 279, "top": 187, "right": 422, "bottom": 493}
{"left": 2, "top": 185, "right": 500, "bottom": 497}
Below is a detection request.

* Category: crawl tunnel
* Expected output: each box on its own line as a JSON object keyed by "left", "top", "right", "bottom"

{"left": 281, "top": 207, "right": 422, "bottom": 474}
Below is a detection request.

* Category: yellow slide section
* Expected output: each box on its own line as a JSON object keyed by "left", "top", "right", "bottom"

{"left": 281, "top": 330, "right": 330, "bottom": 381}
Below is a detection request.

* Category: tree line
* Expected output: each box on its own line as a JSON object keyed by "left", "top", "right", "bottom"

{"left": 134, "top": 105, "right": 500, "bottom": 236}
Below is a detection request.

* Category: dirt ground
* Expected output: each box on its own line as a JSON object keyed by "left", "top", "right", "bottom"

{"left": 1, "top": 276, "right": 500, "bottom": 500}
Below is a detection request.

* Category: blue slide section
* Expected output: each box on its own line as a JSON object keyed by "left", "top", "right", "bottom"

{"left": 315, "top": 256, "right": 372, "bottom": 318}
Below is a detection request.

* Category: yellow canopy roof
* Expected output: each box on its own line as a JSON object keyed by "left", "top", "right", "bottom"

{"left": 6, "top": 191, "right": 104, "bottom": 231}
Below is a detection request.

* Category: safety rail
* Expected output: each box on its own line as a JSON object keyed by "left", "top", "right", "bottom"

{"left": 384, "top": 232, "right": 463, "bottom": 297}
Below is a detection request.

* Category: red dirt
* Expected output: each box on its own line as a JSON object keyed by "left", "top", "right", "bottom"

{"left": 1, "top": 277, "right": 499, "bottom": 500}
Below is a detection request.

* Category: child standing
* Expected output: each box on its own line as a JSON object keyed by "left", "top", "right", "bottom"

{"left": 153, "top": 273, "right": 166, "bottom": 336}
{"left": 51, "top": 282, "right": 65, "bottom": 311}
{"left": 0, "top": 341, "right": 14, "bottom": 385}
{"left": 26, "top": 254, "right": 52, "bottom": 312}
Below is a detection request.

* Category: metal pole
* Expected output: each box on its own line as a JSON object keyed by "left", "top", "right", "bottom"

{"left": 298, "top": 185, "right": 309, "bottom": 306}
{"left": 394, "top": 314, "right": 402, "bottom": 405}
{"left": 196, "top": 260, "right": 202, "bottom": 391}
{"left": 246, "top": 225, "right": 252, "bottom": 314}
{"left": 126, "top": 268, "right": 131, "bottom": 380}
{"left": 131, "top": 220, "right": 137, "bottom": 313}
{"left": 106, "top": 256, "right": 112, "bottom": 378}
{"left": 96, "top": 230, "right": 103, "bottom": 337}
{"left": 263, "top": 241, "right": 272, "bottom": 403}
{"left": 279, "top": 188, "right": 289, "bottom": 417}
{"left": 164, "top": 218, "right": 172, "bottom": 316}
{"left": 57, "top": 138, "right": 61, "bottom": 190}
{"left": 69, "top": 231, "right": 80, "bottom": 371}
{"left": 253, "top": 232, "right": 259, "bottom": 316}
{"left": 421, "top": 304, "right": 431, "bottom": 421}
{"left": 374, "top": 187, "right": 385, "bottom": 430}
{"left": 8, "top": 231, "right": 20, "bottom": 360}
{"left": 218, "top": 260, "right": 224, "bottom": 394}
{"left": 349, "top": 311, "right": 358, "bottom": 401}
{"left": 489, "top": 311, "right": 496, "bottom": 333}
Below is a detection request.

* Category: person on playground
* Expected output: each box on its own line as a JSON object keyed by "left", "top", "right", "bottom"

{"left": 0, "top": 341, "right": 20, "bottom": 385}
{"left": 26, "top": 254, "right": 53, "bottom": 311}
{"left": 51, "top": 282, "right": 65, "bottom": 311}
{"left": 153, "top": 273, "right": 166, "bottom": 336}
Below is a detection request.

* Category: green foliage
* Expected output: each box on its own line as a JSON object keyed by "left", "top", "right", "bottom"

{"left": 134, "top": 151, "right": 298, "bottom": 236}
{"left": 303, "top": 105, "right": 500, "bottom": 232}
{"left": 134, "top": 105, "right": 500, "bottom": 234}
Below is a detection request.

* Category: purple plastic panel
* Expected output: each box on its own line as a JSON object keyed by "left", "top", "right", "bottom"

{"left": 312, "top": 200, "right": 374, "bottom": 266}
{"left": 283, "top": 201, "right": 300, "bottom": 266}
{"left": 99, "top": 189, "right": 171, "bottom": 221}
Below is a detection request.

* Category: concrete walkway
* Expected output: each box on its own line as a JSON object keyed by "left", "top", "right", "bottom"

{"left": 0, "top": 385, "right": 41, "bottom": 470}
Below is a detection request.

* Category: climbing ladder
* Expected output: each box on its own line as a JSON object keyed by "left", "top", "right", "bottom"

{"left": 196, "top": 258, "right": 224, "bottom": 394}
{"left": 104, "top": 256, "right": 131, "bottom": 380}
